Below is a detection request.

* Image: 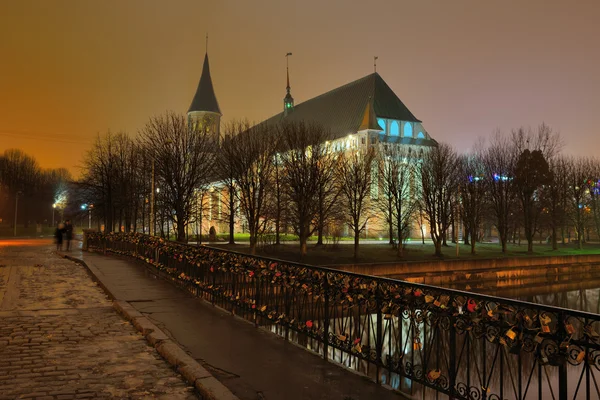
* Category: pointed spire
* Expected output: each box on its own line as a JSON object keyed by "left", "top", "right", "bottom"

{"left": 358, "top": 97, "right": 381, "bottom": 131}
{"left": 188, "top": 52, "right": 221, "bottom": 114}
{"left": 284, "top": 52, "right": 294, "bottom": 115}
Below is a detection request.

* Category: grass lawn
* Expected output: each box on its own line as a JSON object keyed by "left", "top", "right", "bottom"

{"left": 208, "top": 240, "right": 600, "bottom": 266}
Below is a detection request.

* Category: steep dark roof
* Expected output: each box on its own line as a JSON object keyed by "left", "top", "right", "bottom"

{"left": 262, "top": 73, "right": 422, "bottom": 140}
{"left": 188, "top": 53, "right": 221, "bottom": 114}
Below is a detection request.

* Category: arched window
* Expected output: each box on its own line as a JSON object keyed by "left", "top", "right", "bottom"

{"left": 377, "top": 118, "right": 386, "bottom": 134}
{"left": 404, "top": 122, "right": 413, "bottom": 137}
{"left": 390, "top": 121, "right": 399, "bottom": 136}
{"left": 417, "top": 131, "right": 425, "bottom": 139}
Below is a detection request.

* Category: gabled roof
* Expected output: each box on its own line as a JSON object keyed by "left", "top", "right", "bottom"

{"left": 188, "top": 53, "right": 221, "bottom": 115}
{"left": 358, "top": 99, "right": 382, "bottom": 131}
{"left": 261, "top": 73, "right": 422, "bottom": 140}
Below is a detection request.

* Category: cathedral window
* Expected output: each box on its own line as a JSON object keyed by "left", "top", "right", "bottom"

{"left": 417, "top": 131, "right": 425, "bottom": 139}
{"left": 377, "top": 118, "right": 386, "bottom": 133}
{"left": 404, "top": 122, "right": 413, "bottom": 137}
{"left": 390, "top": 121, "right": 399, "bottom": 136}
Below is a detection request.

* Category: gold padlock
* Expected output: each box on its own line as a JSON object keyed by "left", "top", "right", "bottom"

{"left": 505, "top": 328, "right": 517, "bottom": 341}
{"left": 576, "top": 351, "right": 586, "bottom": 363}
{"left": 425, "top": 295, "right": 434, "bottom": 303}
{"left": 433, "top": 299, "right": 441, "bottom": 307}
{"left": 427, "top": 369, "right": 441, "bottom": 380}
{"left": 413, "top": 339, "right": 422, "bottom": 350}
{"left": 565, "top": 323, "right": 576, "bottom": 335}
{"left": 541, "top": 325, "right": 551, "bottom": 333}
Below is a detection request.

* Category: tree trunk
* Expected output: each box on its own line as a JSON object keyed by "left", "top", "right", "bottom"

{"left": 316, "top": 214, "right": 324, "bottom": 246}
{"left": 229, "top": 186, "right": 235, "bottom": 245}
{"left": 396, "top": 223, "right": 403, "bottom": 258}
{"left": 469, "top": 226, "right": 476, "bottom": 254}
{"left": 300, "top": 239, "right": 307, "bottom": 256}
{"left": 354, "top": 233, "right": 360, "bottom": 259}
{"left": 249, "top": 235, "right": 257, "bottom": 255}
{"left": 177, "top": 221, "right": 186, "bottom": 242}
{"left": 434, "top": 239, "right": 442, "bottom": 257}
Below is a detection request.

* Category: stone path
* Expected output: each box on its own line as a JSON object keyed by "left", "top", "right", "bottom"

{"left": 0, "top": 241, "right": 198, "bottom": 399}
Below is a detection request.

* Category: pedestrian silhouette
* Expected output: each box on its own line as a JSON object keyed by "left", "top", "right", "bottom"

{"left": 65, "top": 220, "right": 73, "bottom": 251}
{"left": 55, "top": 223, "right": 65, "bottom": 251}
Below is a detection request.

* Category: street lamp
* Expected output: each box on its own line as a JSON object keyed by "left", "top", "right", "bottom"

{"left": 52, "top": 203, "right": 56, "bottom": 227}
{"left": 81, "top": 204, "right": 93, "bottom": 228}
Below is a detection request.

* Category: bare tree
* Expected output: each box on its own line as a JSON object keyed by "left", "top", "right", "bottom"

{"left": 565, "top": 157, "right": 589, "bottom": 249}
{"left": 459, "top": 153, "right": 487, "bottom": 254}
{"left": 547, "top": 157, "right": 569, "bottom": 250}
{"left": 139, "top": 112, "right": 216, "bottom": 242}
{"left": 514, "top": 148, "right": 552, "bottom": 252}
{"left": 378, "top": 145, "right": 418, "bottom": 256}
{"left": 418, "top": 143, "right": 458, "bottom": 257}
{"left": 337, "top": 147, "right": 377, "bottom": 259}
{"left": 482, "top": 132, "right": 517, "bottom": 253}
{"left": 220, "top": 121, "right": 278, "bottom": 254}
{"left": 315, "top": 143, "right": 340, "bottom": 246}
{"left": 587, "top": 158, "right": 600, "bottom": 241}
{"left": 278, "top": 121, "right": 330, "bottom": 256}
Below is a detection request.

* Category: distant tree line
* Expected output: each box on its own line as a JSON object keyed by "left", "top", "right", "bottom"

{"left": 76, "top": 112, "right": 600, "bottom": 258}
{"left": 0, "top": 149, "right": 71, "bottom": 229}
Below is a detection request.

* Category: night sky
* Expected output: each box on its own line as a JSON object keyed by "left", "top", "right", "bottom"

{"left": 1, "top": 0, "right": 598, "bottom": 175}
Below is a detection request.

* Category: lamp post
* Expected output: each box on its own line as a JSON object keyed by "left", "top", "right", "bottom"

{"left": 88, "top": 204, "right": 93, "bottom": 228}
{"left": 52, "top": 203, "right": 56, "bottom": 227}
{"left": 81, "top": 204, "right": 93, "bottom": 229}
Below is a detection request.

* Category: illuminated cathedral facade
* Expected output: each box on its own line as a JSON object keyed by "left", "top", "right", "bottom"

{"left": 187, "top": 51, "right": 437, "bottom": 240}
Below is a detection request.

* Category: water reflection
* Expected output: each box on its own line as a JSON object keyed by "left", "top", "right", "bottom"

{"left": 390, "top": 263, "right": 600, "bottom": 314}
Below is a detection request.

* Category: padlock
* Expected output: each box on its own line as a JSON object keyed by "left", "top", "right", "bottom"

{"left": 337, "top": 334, "right": 347, "bottom": 342}
{"left": 505, "top": 328, "right": 517, "bottom": 341}
{"left": 433, "top": 299, "right": 441, "bottom": 307}
{"left": 427, "top": 369, "right": 441, "bottom": 381}
{"left": 576, "top": 351, "right": 586, "bottom": 363}
{"left": 425, "top": 295, "right": 434, "bottom": 303}
{"left": 539, "top": 314, "right": 552, "bottom": 326}
{"left": 565, "top": 322, "right": 576, "bottom": 335}
{"left": 534, "top": 333, "right": 544, "bottom": 343}
{"left": 439, "top": 295, "right": 450, "bottom": 306}
{"left": 584, "top": 325, "right": 600, "bottom": 338}
{"left": 413, "top": 339, "right": 422, "bottom": 350}
{"left": 541, "top": 325, "right": 551, "bottom": 333}
{"left": 384, "top": 314, "right": 392, "bottom": 320}
{"left": 560, "top": 337, "right": 571, "bottom": 350}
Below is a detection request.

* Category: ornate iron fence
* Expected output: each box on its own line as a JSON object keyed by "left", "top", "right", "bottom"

{"left": 87, "top": 232, "right": 600, "bottom": 399}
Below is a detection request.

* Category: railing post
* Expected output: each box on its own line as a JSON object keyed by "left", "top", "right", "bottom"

{"left": 323, "top": 274, "right": 329, "bottom": 361}
{"left": 376, "top": 288, "right": 383, "bottom": 384}
{"left": 449, "top": 314, "right": 457, "bottom": 399}
{"left": 558, "top": 361, "right": 567, "bottom": 400}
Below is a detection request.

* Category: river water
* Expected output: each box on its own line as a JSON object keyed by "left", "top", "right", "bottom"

{"left": 388, "top": 262, "right": 600, "bottom": 314}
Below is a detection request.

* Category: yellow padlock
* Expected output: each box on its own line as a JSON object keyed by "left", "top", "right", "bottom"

{"left": 505, "top": 328, "right": 517, "bottom": 341}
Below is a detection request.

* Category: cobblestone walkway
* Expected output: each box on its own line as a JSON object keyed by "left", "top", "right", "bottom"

{"left": 0, "top": 242, "right": 198, "bottom": 400}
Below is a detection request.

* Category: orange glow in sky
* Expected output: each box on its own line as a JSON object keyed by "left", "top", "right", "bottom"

{"left": 1, "top": 0, "right": 599, "bottom": 177}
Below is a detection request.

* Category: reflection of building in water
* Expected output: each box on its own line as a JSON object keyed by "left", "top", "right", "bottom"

{"left": 187, "top": 50, "right": 437, "bottom": 239}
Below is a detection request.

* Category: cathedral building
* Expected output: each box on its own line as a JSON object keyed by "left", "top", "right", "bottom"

{"left": 187, "top": 51, "right": 436, "bottom": 239}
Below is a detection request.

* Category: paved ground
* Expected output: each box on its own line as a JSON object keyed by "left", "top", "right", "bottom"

{"left": 72, "top": 247, "right": 403, "bottom": 400}
{"left": 0, "top": 239, "right": 198, "bottom": 400}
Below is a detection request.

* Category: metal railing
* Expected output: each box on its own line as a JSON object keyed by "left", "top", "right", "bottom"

{"left": 87, "top": 232, "right": 600, "bottom": 399}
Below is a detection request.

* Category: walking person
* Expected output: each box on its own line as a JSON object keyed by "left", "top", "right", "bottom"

{"left": 65, "top": 220, "right": 73, "bottom": 251}
{"left": 55, "top": 223, "right": 65, "bottom": 251}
